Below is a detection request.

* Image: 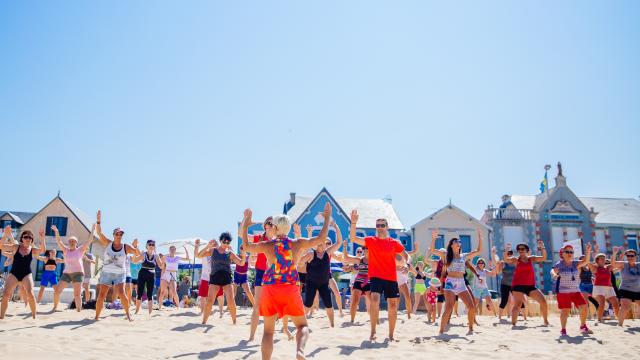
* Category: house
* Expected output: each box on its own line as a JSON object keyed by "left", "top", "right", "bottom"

{"left": 482, "top": 163, "right": 640, "bottom": 293}
{"left": 0, "top": 195, "right": 100, "bottom": 281}
{"left": 240, "top": 188, "right": 411, "bottom": 253}
{"left": 411, "top": 203, "right": 495, "bottom": 288}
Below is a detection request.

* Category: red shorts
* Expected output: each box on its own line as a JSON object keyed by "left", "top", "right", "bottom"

{"left": 557, "top": 292, "right": 586, "bottom": 309}
{"left": 259, "top": 284, "right": 305, "bottom": 318}
{"left": 198, "top": 280, "right": 224, "bottom": 297}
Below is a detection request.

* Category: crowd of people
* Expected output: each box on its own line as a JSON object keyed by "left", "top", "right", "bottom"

{"left": 1, "top": 204, "right": 639, "bottom": 359}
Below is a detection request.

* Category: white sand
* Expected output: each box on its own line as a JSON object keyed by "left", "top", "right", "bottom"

{"left": 0, "top": 303, "right": 638, "bottom": 359}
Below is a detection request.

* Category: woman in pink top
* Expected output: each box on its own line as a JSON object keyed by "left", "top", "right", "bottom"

{"left": 51, "top": 224, "right": 96, "bottom": 312}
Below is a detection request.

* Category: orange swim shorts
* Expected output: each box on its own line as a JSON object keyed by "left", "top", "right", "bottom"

{"left": 259, "top": 284, "right": 305, "bottom": 318}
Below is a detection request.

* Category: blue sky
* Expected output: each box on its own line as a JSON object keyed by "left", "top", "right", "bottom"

{"left": 1, "top": 1, "right": 638, "bottom": 243}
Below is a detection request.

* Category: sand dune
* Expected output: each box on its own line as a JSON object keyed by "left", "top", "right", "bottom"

{"left": 0, "top": 303, "right": 638, "bottom": 359}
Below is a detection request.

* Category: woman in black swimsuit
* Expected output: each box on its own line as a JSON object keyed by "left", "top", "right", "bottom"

{"left": 0, "top": 225, "right": 46, "bottom": 319}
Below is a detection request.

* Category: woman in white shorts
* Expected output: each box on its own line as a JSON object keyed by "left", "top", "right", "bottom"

{"left": 395, "top": 259, "right": 412, "bottom": 319}
{"left": 587, "top": 250, "right": 619, "bottom": 322}
{"left": 158, "top": 245, "right": 190, "bottom": 309}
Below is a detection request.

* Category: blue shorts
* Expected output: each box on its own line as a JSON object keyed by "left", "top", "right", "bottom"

{"left": 579, "top": 283, "right": 593, "bottom": 294}
{"left": 254, "top": 269, "right": 265, "bottom": 287}
{"left": 234, "top": 272, "right": 248, "bottom": 285}
{"left": 99, "top": 272, "right": 126, "bottom": 286}
{"left": 126, "top": 276, "right": 133, "bottom": 284}
{"left": 41, "top": 270, "right": 58, "bottom": 287}
{"left": 473, "top": 287, "right": 491, "bottom": 299}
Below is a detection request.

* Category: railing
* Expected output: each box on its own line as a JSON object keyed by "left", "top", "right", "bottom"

{"left": 485, "top": 208, "right": 533, "bottom": 221}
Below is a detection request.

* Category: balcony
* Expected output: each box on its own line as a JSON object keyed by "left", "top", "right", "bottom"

{"left": 485, "top": 207, "right": 533, "bottom": 221}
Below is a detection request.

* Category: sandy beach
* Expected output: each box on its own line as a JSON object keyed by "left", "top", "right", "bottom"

{"left": 1, "top": 303, "right": 638, "bottom": 360}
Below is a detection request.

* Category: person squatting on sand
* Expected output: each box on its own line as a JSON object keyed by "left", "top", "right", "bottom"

{"left": 550, "top": 243, "right": 593, "bottom": 336}
{"left": 0, "top": 225, "right": 45, "bottom": 319}
{"left": 502, "top": 241, "right": 549, "bottom": 327}
{"left": 158, "top": 244, "right": 190, "bottom": 309}
{"left": 133, "top": 239, "right": 165, "bottom": 315}
{"left": 35, "top": 248, "right": 63, "bottom": 304}
{"left": 51, "top": 224, "right": 96, "bottom": 312}
{"left": 94, "top": 210, "right": 140, "bottom": 321}
{"left": 349, "top": 209, "right": 409, "bottom": 341}
{"left": 431, "top": 229, "right": 483, "bottom": 334}
{"left": 201, "top": 232, "right": 246, "bottom": 325}
{"left": 299, "top": 220, "right": 342, "bottom": 327}
{"left": 241, "top": 203, "right": 332, "bottom": 360}
{"left": 611, "top": 246, "right": 640, "bottom": 326}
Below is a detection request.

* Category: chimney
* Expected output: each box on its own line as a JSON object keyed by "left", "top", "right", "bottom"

{"left": 289, "top": 192, "right": 296, "bottom": 206}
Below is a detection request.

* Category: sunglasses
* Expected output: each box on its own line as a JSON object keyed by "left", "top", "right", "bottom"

{"left": 376, "top": 223, "right": 387, "bottom": 228}
{"left": 564, "top": 251, "right": 574, "bottom": 254}
{"left": 325, "top": 242, "right": 332, "bottom": 246}
{"left": 147, "top": 244, "right": 156, "bottom": 247}
{"left": 22, "top": 235, "right": 33, "bottom": 240}
{"left": 627, "top": 254, "right": 636, "bottom": 258}
{"left": 221, "top": 239, "right": 231, "bottom": 244}
{"left": 264, "top": 221, "right": 273, "bottom": 227}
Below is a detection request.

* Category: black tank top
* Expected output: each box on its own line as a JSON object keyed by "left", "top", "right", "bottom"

{"left": 10, "top": 248, "right": 33, "bottom": 278}
{"left": 141, "top": 252, "right": 157, "bottom": 270}
{"left": 45, "top": 258, "right": 57, "bottom": 267}
{"left": 306, "top": 250, "right": 331, "bottom": 284}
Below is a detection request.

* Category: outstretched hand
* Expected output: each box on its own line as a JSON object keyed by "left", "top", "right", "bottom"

{"left": 39, "top": 227, "right": 45, "bottom": 239}
{"left": 3, "top": 225, "right": 11, "bottom": 237}
{"left": 96, "top": 210, "right": 102, "bottom": 223}
{"left": 243, "top": 209, "right": 253, "bottom": 226}
{"left": 350, "top": 209, "right": 359, "bottom": 224}
{"left": 132, "top": 238, "right": 139, "bottom": 249}
{"left": 51, "top": 225, "right": 59, "bottom": 235}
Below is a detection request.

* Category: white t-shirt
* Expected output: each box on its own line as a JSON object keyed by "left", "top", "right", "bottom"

{"left": 201, "top": 256, "right": 212, "bottom": 280}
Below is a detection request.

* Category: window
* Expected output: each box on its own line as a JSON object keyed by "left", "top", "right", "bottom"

{"left": 435, "top": 235, "right": 445, "bottom": 250}
{"left": 503, "top": 226, "right": 524, "bottom": 249}
{"left": 595, "top": 230, "right": 606, "bottom": 252}
{"left": 628, "top": 234, "right": 638, "bottom": 252}
{"left": 460, "top": 235, "right": 472, "bottom": 253}
{"left": 551, "top": 226, "right": 565, "bottom": 262}
{"left": 45, "top": 217, "right": 68, "bottom": 236}
{"left": 566, "top": 227, "right": 579, "bottom": 241}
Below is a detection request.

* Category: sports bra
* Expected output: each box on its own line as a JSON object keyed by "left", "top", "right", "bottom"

{"left": 415, "top": 267, "right": 426, "bottom": 280}
{"left": 141, "top": 252, "right": 157, "bottom": 270}
{"left": 447, "top": 254, "right": 467, "bottom": 273}
{"left": 45, "top": 257, "right": 57, "bottom": 267}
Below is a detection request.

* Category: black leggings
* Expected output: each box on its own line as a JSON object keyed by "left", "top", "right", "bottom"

{"left": 499, "top": 284, "right": 512, "bottom": 309}
{"left": 137, "top": 269, "right": 155, "bottom": 301}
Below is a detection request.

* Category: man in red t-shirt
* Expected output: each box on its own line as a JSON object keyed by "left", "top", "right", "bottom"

{"left": 248, "top": 216, "right": 276, "bottom": 342}
{"left": 349, "top": 209, "right": 408, "bottom": 341}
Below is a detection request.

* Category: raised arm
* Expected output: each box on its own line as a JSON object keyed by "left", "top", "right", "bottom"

{"left": 326, "top": 220, "right": 343, "bottom": 254}
{"left": 0, "top": 226, "right": 16, "bottom": 252}
{"left": 179, "top": 245, "right": 190, "bottom": 262}
{"left": 576, "top": 243, "right": 592, "bottom": 268}
{"left": 429, "top": 229, "right": 445, "bottom": 258}
{"left": 407, "top": 239, "right": 419, "bottom": 256}
{"left": 240, "top": 209, "right": 272, "bottom": 254}
{"left": 36, "top": 226, "right": 46, "bottom": 255}
{"left": 531, "top": 240, "right": 547, "bottom": 263}
{"left": 610, "top": 247, "right": 625, "bottom": 269}
{"left": 80, "top": 224, "right": 96, "bottom": 253}
{"left": 349, "top": 210, "right": 365, "bottom": 247}
{"left": 125, "top": 239, "right": 140, "bottom": 257}
{"left": 465, "top": 229, "right": 483, "bottom": 259}
{"left": 197, "top": 240, "right": 217, "bottom": 258}
{"left": 51, "top": 225, "right": 68, "bottom": 252}
{"left": 95, "top": 210, "right": 112, "bottom": 247}
{"left": 296, "top": 203, "right": 332, "bottom": 250}
{"left": 83, "top": 253, "right": 96, "bottom": 264}
{"left": 293, "top": 224, "right": 302, "bottom": 239}
{"left": 502, "top": 243, "right": 517, "bottom": 265}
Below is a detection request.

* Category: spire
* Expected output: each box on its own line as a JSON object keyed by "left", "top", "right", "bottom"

{"left": 554, "top": 161, "right": 567, "bottom": 187}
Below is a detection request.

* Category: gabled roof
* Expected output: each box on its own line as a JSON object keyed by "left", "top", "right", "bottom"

{"left": 508, "top": 195, "right": 640, "bottom": 227}
{"left": 285, "top": 189, "right": 405, "bottom": 230}
{"left": 0, "top": 211, "right": 37, "bottom": 225}
{"left": 22, "top": 195, "right": 94, "bottom": 233}
{"left": 412, "top": 203, "right": 491, "bottom": 231}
